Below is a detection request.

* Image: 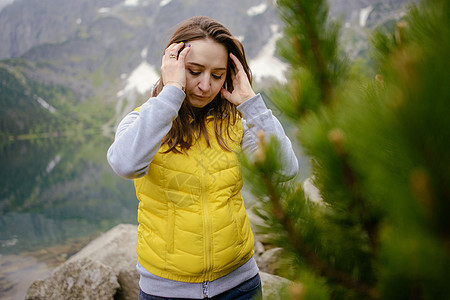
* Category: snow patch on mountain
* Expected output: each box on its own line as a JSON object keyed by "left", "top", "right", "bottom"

{"left": 359, "top": 5, "right": 373, "bottom": 27}
{"left": 160, "top": 0, "right": 172, "bottom": 7}
{"left": 141, "top": 47, "right": 148, "bottom": 59}
{"left": 0, "top": 0, "right": 14, "bottom": 12}
{"left": 117, "top": 61, "right": 159, "bottom": 97}
{"left": 249, "top": 24, "right": 287, "bottom": 84}
{"left": 123, "top": 0, "right": 140, "bottom": 7}
{"left": 247, "top": 3, "right": 267, "bottom": 16}
{"left": 98, "top": 7, "right": 111, "bottom": 14}
{"left": 33, "top": 95, "right": 56, "bottom": 113}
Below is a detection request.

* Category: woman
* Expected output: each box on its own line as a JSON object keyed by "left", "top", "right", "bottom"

{"left": 107, "top": 16, "right": 298, "bottom": 300}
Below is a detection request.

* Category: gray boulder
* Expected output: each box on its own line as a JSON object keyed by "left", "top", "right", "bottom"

{"left": 66, "top": 223, "right": 138, "bottom": 271}
{"left": 256, "top": 247, "right": 286, "bottom": 275}
{"left": 260, "top": 271, "right": 292, "bottom": 300}
{"left": 66, "top": 223, "right": 139, "bottom": 300}
{"left": 26, "top": 224, "right": 138, "bottom": 300}
{"left": 26, "top": 258, "right": 119, "bottom": 299}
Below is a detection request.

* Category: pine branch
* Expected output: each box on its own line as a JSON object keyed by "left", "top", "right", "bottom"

{"left": 279, "top": 0, "right": 336, "bottom": 106}
{"left": 259, "top": 172, "right": 378, "bottom": 299}
{"left": 293, "top": 1, "right": 332, "bottom": 104}
{"left": 328, "top": 128, "right": 380, "bottom": 254}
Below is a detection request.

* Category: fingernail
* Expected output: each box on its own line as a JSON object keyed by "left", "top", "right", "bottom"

{"left": 188, "top": 44, "right": 191, "bottom": 47}
{"left": 179, "top": 41, "right": 184, "bottom": 44}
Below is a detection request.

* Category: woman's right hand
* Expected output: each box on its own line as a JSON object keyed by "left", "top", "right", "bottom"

{"left": 161, "top": 42, "right": 191, "bottom": 91}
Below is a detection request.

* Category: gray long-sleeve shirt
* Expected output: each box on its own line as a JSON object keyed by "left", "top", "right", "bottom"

{"left": 107, "top": 85, "right": 298, "bottom": 180}
{"left": 107, "top": 84, "right": 298, "bottom": 298}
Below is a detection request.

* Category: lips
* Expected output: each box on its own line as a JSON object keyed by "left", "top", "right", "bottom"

{"left": 188, "top": 94, "right": 214, "bottom": 108}
{"left": 192, "top": 94, "right": 208, "bottom": 99}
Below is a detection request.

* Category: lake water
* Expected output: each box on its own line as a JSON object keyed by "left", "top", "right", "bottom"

{"left": 0, "top": 135, "right": 138, "bottom": 299}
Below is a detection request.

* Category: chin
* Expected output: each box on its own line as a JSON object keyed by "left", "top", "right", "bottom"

{"left": 190, "top": 102, "right": 206, "bottom": 108}
{"left": 188, "top": 98, "right": 213, "bottom": 108}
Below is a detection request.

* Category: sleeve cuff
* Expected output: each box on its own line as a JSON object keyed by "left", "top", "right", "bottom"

{"left": 237, "top": 93, "right": 268, "bottom": 119}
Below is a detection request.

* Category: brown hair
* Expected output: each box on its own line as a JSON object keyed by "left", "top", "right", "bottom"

{"left": 152, "top": 16, "right": 253, "bottom": 153}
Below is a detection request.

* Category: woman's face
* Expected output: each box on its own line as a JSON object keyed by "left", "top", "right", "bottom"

{"left": 184, "top": 39, "right": 228, "bottom": 108}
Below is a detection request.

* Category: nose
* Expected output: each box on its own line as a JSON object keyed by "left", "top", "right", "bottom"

{"left": 198, "top": 74, "right": 211, "bottom": 92}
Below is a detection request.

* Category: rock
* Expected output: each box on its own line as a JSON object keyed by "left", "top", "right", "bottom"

{"left": 67, "top": 224, "right": 138, "bottom": 272}
{"left": 254, "top": 238, "right": 265, "bottom": 257}
{"left": 303, "top": 177, "right": 326, "bottom": 206}
{"left": 260, "top": 271, "right": 292, "bottom": 300}
{"left": 256, "top": 247, "right": 287, "bottom": 275}
{"left": 66, "top": 224, "right": 139, "bottom": 299}
{"left": 26, "top": 258, "right": 119, "bottom": 300}
{"left": 26, "top": 224, "right": 138, "bottom": 300}
{"left": 115, "top": 269, "right": 140, "bottom": 300}
{"left": 26, "top": 223, "right": 294, "bottom": 299}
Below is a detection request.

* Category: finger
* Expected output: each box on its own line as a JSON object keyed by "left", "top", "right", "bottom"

{"left": 221, "top": 88, "right": 232, "bottom": 101}
{"left": 230, "top": 70, "right": 238, "bottom": 87}
{"left": 230, "top": 53, "right": 253, "bottom": 91}
{"left": 172, "top": 42, "right": 185, "bottom": 53}
{"left": 164, "top": 42, "right": 185, "bottom": 59}
{"left": 171, "top": 42, "right": 186, "bottom": 56}
{"left": 166, "top": 42, "right": 183, "bottom": 50}
{"left": 230, "top": 53, "right": 244, "bottom": 72}
{"left": 164, "top": 43, "right": 178, "bottom": 55}
{"left": 177, "top": 44, "right": 191, "bottom": 63}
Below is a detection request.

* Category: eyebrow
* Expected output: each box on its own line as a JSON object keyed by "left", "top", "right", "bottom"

{"left": 186, "top": 62, "right": 227, "bottom": 71}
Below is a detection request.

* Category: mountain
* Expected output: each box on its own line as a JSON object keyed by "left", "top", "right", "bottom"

{"left": 0, "top": 0, "right": 416, "bottom": 139}
{"left": 0, "top": 0, "right": 282, "bottom": 97}
{"left": 331, "top": 0, "right": 419, "bottom": 59}
{"left": 0, "top": 63, "right": 78, "bottom": 140}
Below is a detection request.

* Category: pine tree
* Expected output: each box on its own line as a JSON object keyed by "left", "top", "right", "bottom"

{"left": 242, "top": 0, "right": 450, "bottom": 299}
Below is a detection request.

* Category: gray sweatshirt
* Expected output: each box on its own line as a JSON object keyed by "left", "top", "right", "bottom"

{"left": 107, "top": 85, "right": 298, "bottom": 298}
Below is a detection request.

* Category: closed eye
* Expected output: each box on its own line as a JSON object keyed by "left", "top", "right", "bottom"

{"left": 189, "top": 69, "right": 200, "bottom": 76}
{"left": 188, "top": 68, "right": 224, "bottom": 80}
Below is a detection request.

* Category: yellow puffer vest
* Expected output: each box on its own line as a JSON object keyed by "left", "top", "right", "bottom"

{"left": 134, "top": 116, "right": 254, "bottom": 283}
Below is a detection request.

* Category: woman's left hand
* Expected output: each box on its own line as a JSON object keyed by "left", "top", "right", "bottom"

{"left": 221, "top": 53, "right": 256, "bottom": 106}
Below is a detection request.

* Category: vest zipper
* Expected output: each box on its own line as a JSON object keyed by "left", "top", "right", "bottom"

{"left": 200, "top": 144, "right": 213, "bottom": 279}
{"left": 202, "top": 281, "right": 210, "bottom": 298}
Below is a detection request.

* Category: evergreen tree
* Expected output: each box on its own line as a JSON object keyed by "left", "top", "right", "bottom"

{"left": 242, "top": 0, "right": 450, "bottom": 299}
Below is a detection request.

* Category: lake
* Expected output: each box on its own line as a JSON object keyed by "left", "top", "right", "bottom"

{"left": 0, "top": 135, "right": 138, "bottom": 299}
